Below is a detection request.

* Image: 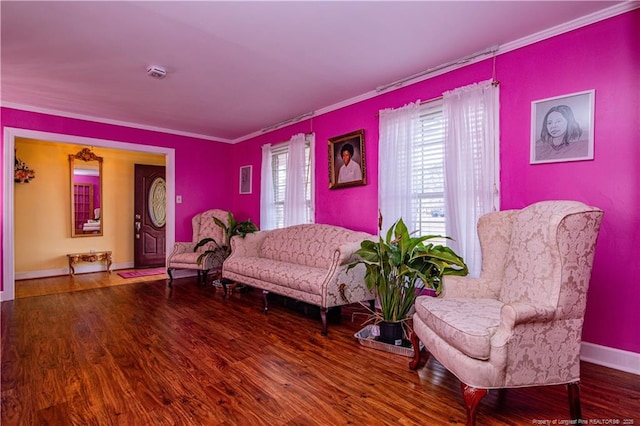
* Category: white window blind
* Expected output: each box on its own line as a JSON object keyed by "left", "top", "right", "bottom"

{"left": 411, "top": 102, "right": 446, "bottom": 242}
{"left": 270, "top": 140, "right": 312, "bottom": 229}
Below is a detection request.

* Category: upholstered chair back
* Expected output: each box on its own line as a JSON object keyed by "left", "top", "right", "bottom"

{"left": 192, "top": 209, "right": 228, "bottom": 247}
{"left": 499, "top": 201, "right": 601, "bottom": 309}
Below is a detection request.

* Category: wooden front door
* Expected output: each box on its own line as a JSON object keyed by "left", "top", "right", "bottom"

{"left": 134, "top": 164, "right": 166, "bottom": 268}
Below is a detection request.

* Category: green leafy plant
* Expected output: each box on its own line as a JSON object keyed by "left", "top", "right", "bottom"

{"left": 348, "top": 214, "right": 468, "bottom": 325}
{"left": 194, "top": 212, "right": 258, "bottom": 264}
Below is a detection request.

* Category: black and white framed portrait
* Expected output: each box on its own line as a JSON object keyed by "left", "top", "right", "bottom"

{"left": 530, "top": 90, "right": 595, "bottom": 164}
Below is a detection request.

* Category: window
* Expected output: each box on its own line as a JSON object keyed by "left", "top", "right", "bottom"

{"left": 411, "top": 102, "right": 446, "bottom": 241}
{"left": 379, "top": 82, "right": 499, "bottom": 276}
{"left": 269, "top": 139, "right": 313, "bottom": 229}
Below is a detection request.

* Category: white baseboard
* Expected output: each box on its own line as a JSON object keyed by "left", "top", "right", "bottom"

{"left": 581, "top": 342, "right": 640, "bottom": 375}
{"left": 14, "top": 265, "right": 201, "bottom": 281}
{"left": 15, "top": 262, "right": 135, "bottom": 280}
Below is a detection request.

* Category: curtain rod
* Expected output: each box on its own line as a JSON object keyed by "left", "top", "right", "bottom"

{"left": 261, "top": 111, "right": 315, "bottom": 133}
{"left": 375, "top": 45, "right": 499, "bottom": 93}
{"left": 375, "top": 96, "right": 441, "bottom": 117}
{"left": 375, "top": 80, "right": 499, "bottom": 117}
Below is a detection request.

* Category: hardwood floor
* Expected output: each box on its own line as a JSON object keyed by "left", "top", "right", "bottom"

{"left": 2, "top": 276, "right": 639, "bottom": 425}
{"left": 14, "top": 269, "right": 169, "bottom": 299}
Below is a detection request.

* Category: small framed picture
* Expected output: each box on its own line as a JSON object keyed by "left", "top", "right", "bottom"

{"left": 530, "top": 90, "right": 595, "bottom": 164}
{"left": 328, "top": 129, "right": 366, "bottom": 189}
{"left": 239, "top": 165, "right": 252, "bottom": 194}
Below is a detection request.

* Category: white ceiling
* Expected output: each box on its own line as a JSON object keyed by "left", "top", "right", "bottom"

{"left": 0, "top": 1, "right": 630, "bottom": 143}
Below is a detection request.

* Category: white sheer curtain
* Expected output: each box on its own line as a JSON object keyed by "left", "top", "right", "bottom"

{"left": 284, "top": 133, "right": 308, "bottom": 227}
{"left": 307, "top": 133, "right": 316, "bottom": 222}
{"left": 260, "top": 143, "right": 275, "bottom": 230}
{"left": 378, "top": 101, "right": 421, "bottom": 231}
{"left": 443, "top": 79, "right": 500, "bottom": 277}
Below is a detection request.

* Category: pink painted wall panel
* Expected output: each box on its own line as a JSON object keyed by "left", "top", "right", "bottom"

{"left": 231, "top": 11, "right": 639, "bottom": 353}
{"left": 498, "top": 11, "right": 640, "bottom": 354}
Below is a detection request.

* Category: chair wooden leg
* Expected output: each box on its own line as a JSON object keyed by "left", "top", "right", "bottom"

{"left": 262, "top": 290, "right": 269, "bottom": 314}
{"left": 568, "top": 382, "right": 582, "bottom": 421}
{"left": 320, "top": 308, "right": 328, "bottom": 336}
{"left": 461, "top": 383, "right": 487, "bottom": 426}
{"left": 409, "top": 331, "right": 428, "bottom": 370}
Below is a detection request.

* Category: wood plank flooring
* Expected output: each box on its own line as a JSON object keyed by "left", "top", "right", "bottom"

{"left": 14, "top": 269, "right": 168, "bottom": 299}
{"left": 2, "top": 275, "right": 639, "bottom": 425}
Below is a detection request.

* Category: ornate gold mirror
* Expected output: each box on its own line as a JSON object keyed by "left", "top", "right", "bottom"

{"left": 70, "top": 148, "right": 103, "bottom": 237}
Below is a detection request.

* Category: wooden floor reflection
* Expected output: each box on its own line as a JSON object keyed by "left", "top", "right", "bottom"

{"left": 15, "top": 269, "right": 168, "bottom": 298}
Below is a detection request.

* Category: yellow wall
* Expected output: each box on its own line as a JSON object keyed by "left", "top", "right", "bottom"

{"left": 14, "top": 138, "right": 165, "bottom": 275}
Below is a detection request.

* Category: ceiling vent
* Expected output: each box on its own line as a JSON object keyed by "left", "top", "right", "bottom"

{"left": 147, "top": 65, "right": 167, "bottom": 79}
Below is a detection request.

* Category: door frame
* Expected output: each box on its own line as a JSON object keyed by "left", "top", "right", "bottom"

{"left": 2, "top": 127, "right": 176, "bottom": 301}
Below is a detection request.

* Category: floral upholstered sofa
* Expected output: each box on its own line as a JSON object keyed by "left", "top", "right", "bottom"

{"left": 222, "top": 223, "right": 375, "bottom": 334}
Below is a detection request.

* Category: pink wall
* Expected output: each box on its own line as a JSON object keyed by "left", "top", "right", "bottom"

{"left": 1, "top": 108, "right": 234, "bottom": 276}
{"left": 231, "top": 11, "right": 640, "bottom": 354}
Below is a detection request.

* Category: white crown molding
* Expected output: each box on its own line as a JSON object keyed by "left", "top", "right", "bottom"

{"left": 497, "top": 1, "right": 640, "bottom": 56}
{"left": 581, "top": 342, "right": 640, "bottom": 376}
{"left": 0, "top": 102, "right": 234, "bottom": 144}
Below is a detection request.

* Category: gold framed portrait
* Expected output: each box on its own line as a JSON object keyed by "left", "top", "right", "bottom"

{"left": 328, "top": 129, "right": 366, "bottom": 189}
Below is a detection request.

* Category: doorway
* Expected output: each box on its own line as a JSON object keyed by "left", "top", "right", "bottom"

{"left": 2, "top": 127, "right": 176, "bottom": 301}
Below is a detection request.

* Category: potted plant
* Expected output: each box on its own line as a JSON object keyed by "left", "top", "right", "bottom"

{"left": 194, "top": 212, "right": 258, "bottom": 290}
{"left": 194, "top": 212, "right": 258, "bottom": 260}
{"left": 348, "top": 214, "right": 468, "bottom": 345}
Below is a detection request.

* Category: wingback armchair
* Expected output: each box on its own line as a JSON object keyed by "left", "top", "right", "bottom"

{"left": 167, "top": 209, "right": 229, "bottom": 286}
{"left": 409, "top": 200, "right": 604, "bottom": 425}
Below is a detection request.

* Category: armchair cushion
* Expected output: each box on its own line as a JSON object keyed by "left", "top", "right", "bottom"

{"left": 415, "top": 296, "right": 503, "bottom": 360}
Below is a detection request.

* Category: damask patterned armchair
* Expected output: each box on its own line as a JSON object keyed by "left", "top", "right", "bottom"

{"left": 167, "top": 209, "right": 229, "bottom": 286}
{"left": 410, "top": 200, "right": 604, "bottom": 425}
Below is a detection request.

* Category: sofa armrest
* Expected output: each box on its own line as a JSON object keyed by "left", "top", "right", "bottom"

{"left": 335, "top": 241, "right": 366, "bottom": 265}
{"left": 440, "top": 276, "right": 500, "bottom": 299}
{"left": 228, "top": 231, "right": 268, "bottom": 258}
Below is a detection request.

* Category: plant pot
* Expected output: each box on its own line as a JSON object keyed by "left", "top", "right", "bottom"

{"left": 417, "top": 287, "right": 437, "bottom": 297}
{"left": 378, "top": 321, "right": 404, "bottom": 346}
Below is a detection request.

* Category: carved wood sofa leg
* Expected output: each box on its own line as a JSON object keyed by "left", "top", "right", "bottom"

{"left": 262, "top": 290, "right": 269, "bottom": 314}
{"left": 167, "top": 268, "right": 174, "bottom": 287}
{"left": 409, "top": 331, "right": 428, "bottom": 370}
{"left": 568, "top": 382, "right": 582, "bottom": 421}
{"left": 320, "top": 308, "right": 328, "bottom": 336}
{"left": 461, "top": 383, "right": 487, "bottom": 426}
